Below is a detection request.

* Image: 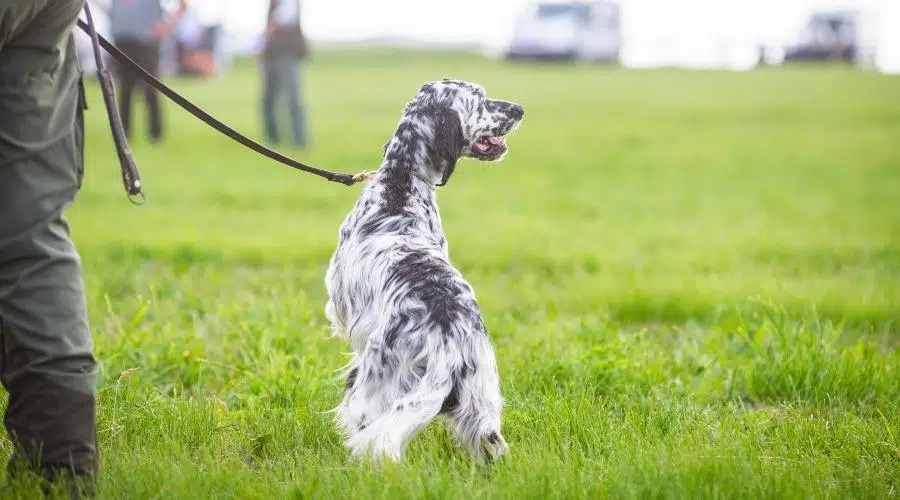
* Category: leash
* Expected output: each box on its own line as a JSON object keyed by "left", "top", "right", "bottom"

{"left": 76, "top": 2, "right": 371, "bottom": 204}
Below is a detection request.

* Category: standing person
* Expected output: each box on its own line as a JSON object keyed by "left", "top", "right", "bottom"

{"left": 191, "top": 0, "right": 226, "bottom": 77}
{"left": 107, "top": 0, "right": 187, "bottom": 143}
{"left": 0, "top": 0, "right": 98, "bottom": 495}
{"left": 263, "top": 0, "right": 310, "bottom": 147}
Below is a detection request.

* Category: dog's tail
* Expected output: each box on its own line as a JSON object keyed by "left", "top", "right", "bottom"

{"left": 344, "top": 368, "right": 453, "bottom": 462}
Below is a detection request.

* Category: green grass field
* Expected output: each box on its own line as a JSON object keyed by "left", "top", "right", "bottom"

{"left": 4, "top": 49, "right": 899, "bottom": 498}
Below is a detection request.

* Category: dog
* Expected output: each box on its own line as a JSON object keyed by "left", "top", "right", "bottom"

{"left": 324, "top": 79, "right": 524, "bottom": 462}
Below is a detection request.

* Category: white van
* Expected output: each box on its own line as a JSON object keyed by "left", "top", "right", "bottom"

{"left": 504, "top": 1, "right": 621, "bottom": 62}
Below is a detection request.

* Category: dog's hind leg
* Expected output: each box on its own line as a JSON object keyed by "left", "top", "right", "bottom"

{"left": 445, "top": 341, "right": 508, "bottom": 462}
{"left": 335, "top": 355, "right": 394, "bottom": 439}
{"left": 345, "top": 372, "right": 453, "bottom": 461}
{"left": 334, "top": 363, "right": 364, "bottom": 435}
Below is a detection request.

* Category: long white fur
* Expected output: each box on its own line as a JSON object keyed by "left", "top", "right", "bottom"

{"left": 324, "top": 79, "right": 523, "bottom": 462}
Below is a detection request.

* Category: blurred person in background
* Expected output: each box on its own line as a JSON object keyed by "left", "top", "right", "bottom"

{"left": 105, "top": 0, "right": 187, "bottom": 143}
{"left": 191, "top": 0, "right": 226, "bottom": 77}
{"left": 172, "top": 5, "right": 205, "bottom": 76}
{"left": 262, "top": 0, "right": 310, "bottom": 148}
{"left": 173, "top": 0, "right": 223, "bottom": 78}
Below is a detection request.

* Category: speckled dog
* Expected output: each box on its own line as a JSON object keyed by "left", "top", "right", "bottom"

{"left": 324, "top": 79, "right": 524, "bottom": 462}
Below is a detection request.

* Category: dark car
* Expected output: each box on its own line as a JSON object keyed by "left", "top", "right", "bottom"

{"left": 783, "top": 11, "right": 857, "bottom": 62}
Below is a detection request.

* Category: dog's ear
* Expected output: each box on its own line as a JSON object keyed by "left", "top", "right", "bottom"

{"left": 430, "top": 108, "right": 465, "bottom": 186}
{"left": 419, "top": 82, "right": 437, "bottom": 95}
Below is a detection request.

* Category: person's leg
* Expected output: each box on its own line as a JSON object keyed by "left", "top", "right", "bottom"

{"left": 209, "top": 24, "right": 224, "bottom": 75}
{"left": 199, "top": 25, "right": 217, "bottom": 76}
{"left": 113, "top": 39, "right": 140, "bottom": 140}
{"left": 141, "top": 41, "right": 163, "bottom": 142}
{"left": 0, "top": 0, "right": 98, "bottom": 493}
{"left": 262, "top": 56, "right": 280, "bottom": 144}
{"left": 283, "top": 56, "right": 307, "bottom": 147}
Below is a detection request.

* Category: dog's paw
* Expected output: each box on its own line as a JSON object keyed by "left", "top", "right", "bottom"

{"left": 347, "top": 436, "right": 403, "bottom": 463}
{"left": 479, "top": 430, "right": 508, "bottom": 464}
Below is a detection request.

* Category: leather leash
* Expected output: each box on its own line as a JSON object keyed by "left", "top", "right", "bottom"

{"left": 76, "top": 2, "right": 370, "bottom": 204}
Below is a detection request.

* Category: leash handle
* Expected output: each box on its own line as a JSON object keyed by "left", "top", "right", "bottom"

{"left": 76, "top": 12, "right": 367, "bottom": 190}
{"left": 80, "top": 2, "right": 144, "bottom": 204}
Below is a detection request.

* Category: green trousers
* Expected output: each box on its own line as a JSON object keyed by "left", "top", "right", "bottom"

{"left": 0, "top": 0, "right": 98, "bottom": 484}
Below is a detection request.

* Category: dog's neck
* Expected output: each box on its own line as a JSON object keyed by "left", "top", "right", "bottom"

{"left": 380, "top": 114, "right": 456, "bottom": 188}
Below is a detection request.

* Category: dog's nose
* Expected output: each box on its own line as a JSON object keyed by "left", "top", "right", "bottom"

{"left": 508, "top": 104, "right": 524, "bottom": 120}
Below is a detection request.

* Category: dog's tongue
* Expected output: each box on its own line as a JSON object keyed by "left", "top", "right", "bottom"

{"left": 475, "top": 137, "right": 503, "bottom": 152}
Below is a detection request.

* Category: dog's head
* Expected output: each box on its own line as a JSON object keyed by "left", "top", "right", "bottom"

{"left": 389, "top": 79, "right": 524, "bottom": 185}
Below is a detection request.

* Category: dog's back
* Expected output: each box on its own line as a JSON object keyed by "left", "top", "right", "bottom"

{"left": 325, "top": 167, "right": 447, "bottom": 347}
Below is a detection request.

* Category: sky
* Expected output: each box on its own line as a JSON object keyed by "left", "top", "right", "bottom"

{"left": 83, "top": 0, "right": 898, "bottom": 72}
{"left": 216, "top": 0, "right": 874, "bottom": 48}
{"left": 217, "top": 0, "right": 531, "bottom": 47}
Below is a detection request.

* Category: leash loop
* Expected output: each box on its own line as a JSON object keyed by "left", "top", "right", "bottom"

{"left": 81, "top": 2, "right": 144, "bottom": 199}
{"left": 128, "top": 191, "right": 146, "bottom": 206}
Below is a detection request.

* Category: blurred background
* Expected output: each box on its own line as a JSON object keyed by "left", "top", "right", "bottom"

{"left": 68, "top": 0, "right": 899, "bottom": 329}
{"left": 76, "top": 0, "right": 900, "bottom": 78}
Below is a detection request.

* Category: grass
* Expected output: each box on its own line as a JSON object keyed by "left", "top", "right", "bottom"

{"left": 3, "top": 49, "right": 899, "bottom": 498}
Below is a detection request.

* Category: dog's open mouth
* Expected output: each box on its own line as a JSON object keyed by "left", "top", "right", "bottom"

{"left": 471, "top": 136, "right": 507, "bottom": 160}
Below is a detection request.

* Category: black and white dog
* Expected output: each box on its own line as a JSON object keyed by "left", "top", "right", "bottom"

{"left": 324, "top": 79, "right": 524, "bottom": 462}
